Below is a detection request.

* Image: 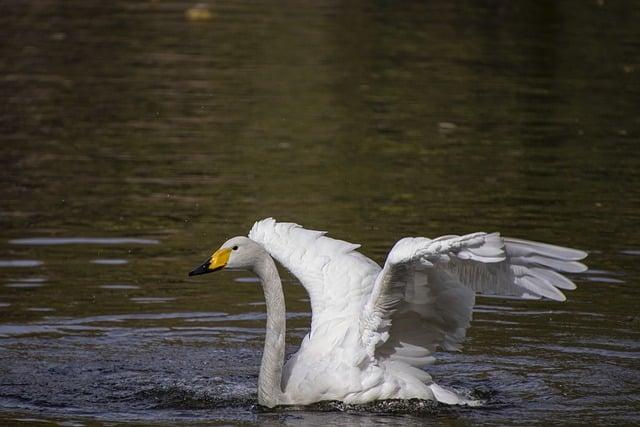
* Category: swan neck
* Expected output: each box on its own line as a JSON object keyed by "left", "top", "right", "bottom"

{"left": 254, "top": 253, "right": 286, "bottom": 407}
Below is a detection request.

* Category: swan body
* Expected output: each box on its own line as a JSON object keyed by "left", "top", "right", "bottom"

{"left": 189, "top": 218, "right": 588, "bottom": 408}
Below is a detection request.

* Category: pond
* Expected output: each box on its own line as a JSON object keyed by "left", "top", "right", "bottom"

{"left": 1, "top": 1, "right": 639, "bottom": 425}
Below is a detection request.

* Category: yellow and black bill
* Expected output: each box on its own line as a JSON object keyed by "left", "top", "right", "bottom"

{"left": 188, "top": 248, "right": 231, "bottom": 276}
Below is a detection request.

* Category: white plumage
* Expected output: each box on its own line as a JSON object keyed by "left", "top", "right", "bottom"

{"left": 192, "top": 218, "right": 588, "bottom": 407}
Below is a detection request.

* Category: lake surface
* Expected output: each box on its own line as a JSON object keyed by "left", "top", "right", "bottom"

{"left": 1, "top": 1, "right": 639, "bottom": 425}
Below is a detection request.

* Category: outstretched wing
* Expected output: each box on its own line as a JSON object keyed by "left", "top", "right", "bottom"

{"left": 360, "top": 233, "right": 587, "bottom": 367}
{"left": 249, "top": 218, "right": 381, "bottom": 328}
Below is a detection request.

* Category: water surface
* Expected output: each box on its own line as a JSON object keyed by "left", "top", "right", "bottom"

{"left": 1, "top": 1, "right": 639, "bottom": 425}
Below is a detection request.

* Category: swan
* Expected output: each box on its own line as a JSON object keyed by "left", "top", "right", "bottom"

{"left": 188, "top": 218, "right": 587, "bottom": 408}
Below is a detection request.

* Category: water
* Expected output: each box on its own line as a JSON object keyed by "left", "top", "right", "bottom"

{"left": 1, "top": 0, "right": 640, "bottom": 425}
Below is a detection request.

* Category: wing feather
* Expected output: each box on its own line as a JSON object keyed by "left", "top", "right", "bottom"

{"left": 249, "top": 218, "right": 381, "bottom": 328}
{"left": 360, "top": 233, "right": 587, "bottom": 367}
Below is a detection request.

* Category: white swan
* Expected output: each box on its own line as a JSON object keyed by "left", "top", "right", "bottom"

{"left": 188, "top": 218, "right": 587, "bottom": 408}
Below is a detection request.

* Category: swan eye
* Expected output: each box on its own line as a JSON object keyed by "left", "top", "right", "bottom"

{"left": 232, "top": 245, "right": 238, "bottom": 251}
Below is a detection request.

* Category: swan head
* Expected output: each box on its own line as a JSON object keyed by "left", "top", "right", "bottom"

{"left": 188, "top": 236, "right": 263, "bottom": 276}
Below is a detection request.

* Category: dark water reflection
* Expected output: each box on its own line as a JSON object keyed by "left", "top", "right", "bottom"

{"left": 1, "top": 0, "right": 639, "bottom": 425}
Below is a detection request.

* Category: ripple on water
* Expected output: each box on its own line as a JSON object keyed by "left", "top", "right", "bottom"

{"left": 583, "top": 268, "right": 625, "bottom": 284}
{"left": 100, "top": 284, "right": 140, "bottom": 290}
{"left": 14, "top": 277, "right": 47, "bottom": 283}
{"left": 473, "top": 304, "right": 518, "bottom": 313}
{"left": 0, "top": 260, "right": 43, "bottom": 267}
{"left": 241, "top": 301, "right": 266, "bottom": 307}
{"left": 9, "top": 237, "right": 159, "bottom": 245}
{"left": 267, "top": 399, "right": 439, "bottom": 415}
{"left": 620, "top": 249, "right": 640, "bottom": 256}
{"left": 5, "top": 282, "right": 45, "bottom": 289}
{"left": 91, "top": 259, "right": 128, "bottom": 265}
{"left": 55, "top": 421, "right": 86, "bottom": 427}
{"left": 5, "top": 277, "right": 47, "bottom": 288}
{"left": 12, "top": 415, "right": 85, "bottom": 426}
{"left": 585, "top": 269, "right": 624, "bottom": 276}
{"left": 134, "top": 381, "right": 256, "bottom": 410}
{"left": 130, "top": 297, "right": 176, "bottom": 304}
{"left": 55, "top": 312, "right": 226, "bottom": 325}
{"left": 585, "top": 276, "right": 625, "bottom": 284}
